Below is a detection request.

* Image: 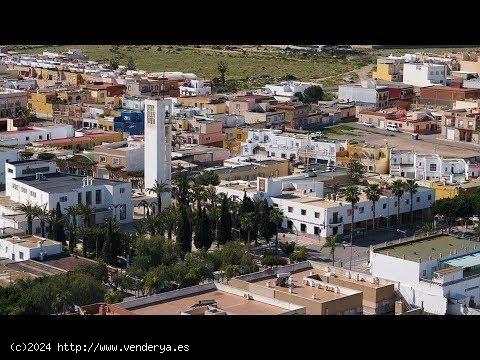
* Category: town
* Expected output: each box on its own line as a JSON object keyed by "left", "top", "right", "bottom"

{"left": 0, "top": 45, "right": 480, "bottom": 316}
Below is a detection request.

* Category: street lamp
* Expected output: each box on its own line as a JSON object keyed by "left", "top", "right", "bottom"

{"left": 109, "top": 204, "right": 121, "bottom": 220}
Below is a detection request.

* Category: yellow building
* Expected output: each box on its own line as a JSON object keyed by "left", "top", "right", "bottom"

{"left": 176, "top": 95, "right": 228, "bottom": 114}
{"left": 337, "top": 142, "right": 390, "bottom": 174}
{"left": 372, "top": 58, "right": 403, "bottom": 82}
{"left": 28, "top": 92, "right": 57, "bottom": 118}
{"left": 428, "top": 181, "right": 480, "bottom": 200}
{"left": 223, "top": 127, "right": 248, "bottom": 155}
{"left": 213, "top": 157, "right": 291, "bottom": 181}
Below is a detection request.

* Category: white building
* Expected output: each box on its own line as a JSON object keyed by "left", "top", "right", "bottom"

{"left": 402, "top": 63, "right": 448, "bottom": 87}
{"left": 215, "top": 177, "right": 434, "bottom": 239}
{"left": 338, "top": 79, "right": 389, "bottom": 108}
{"left": 144, "top": 98, "right": 172, "bottom": 209}
{"left": 3, "top": 159, "right": 133, "bottom": 225}
{"left": 0, "top": 147, "right": 19, "bottom": 184}
{"left": 264, "top": 81, "right": 322, "bottom": 97}
{"left": 179, "top": 79, "right": 211, "bottom": 97}
{"left": 0, "top": 235, "right": 62, "bottom": 262}
{"left": 0, "top": 122, "right": 75, "bottom": 147}
{"left": 241, "top": 128, "right": 345, "bottom": 166}
{"left": 389, "top": 149, "right": 477, "bottom": 182}
{"left": 370, "top": 235, "right": 480, "bottom": 315}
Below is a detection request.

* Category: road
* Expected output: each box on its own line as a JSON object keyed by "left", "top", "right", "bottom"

{"left": 330, "top": 122, "right": 480, "bottom": 159}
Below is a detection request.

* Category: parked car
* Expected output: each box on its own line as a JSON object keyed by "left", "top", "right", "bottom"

{"left": 361, "top": 122, "right": 374, "bottom": 127}
{"left": 386, "top": 125, "right": 400, "bottom": 132}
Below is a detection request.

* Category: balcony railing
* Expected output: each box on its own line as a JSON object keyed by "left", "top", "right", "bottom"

{"left": 329, "top": 216, "right": 343, "bottom": 225}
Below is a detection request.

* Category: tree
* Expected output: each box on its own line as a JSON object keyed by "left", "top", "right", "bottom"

{"left": 389, "top": 180, "right": 405, "bottom": 225}
{"left": 195, "top": 171, "right": 220, "bottom": 186}
{"left": 404, "top": 179, "right": 419, "bottom": 224}
{"left": 218, "top": 194, "right": 233, "bottom": 245}
{"left": 302, "top": 85, "right": 324, "bottom": 103}
{"left": 47, "top": 203, "right": 65, "bottom": 245}
{"left": 261, "top": 250, "right": 288, "bottom": 266}
{"left": 15, "top": 202, "right": 37, "bottom": 235}
{"left": 282, "top": 73, "right": 297, "bottom": 81}
{"left": 127, "top": 57, "right": 136, "bottom": 70}
{"left": 269, "top": 207, "right": 284, "bottom": 250}
{"left": 240, "top": 212, "right": 256, "bottom": 246}
{"left": 343, "top": 185, "right": 360, "bottom": 270}
{"left": 290, "top": 246, "right": 308, "bottom": 263}
{"left": 35, "top": 205, "right": 49, "bottom": 238}
{"left": 138, "top": 199, "right": 150, "bottom": 218}
{"left": 172, "top": 171, "right": 192, "bottom": 206}
{"left": 37, "top": 152, "right": 55, "bottom": 161}
{"left": 364, "top": 183, "right": 381, "bottom": 230}
{"left": 160, "top": 205, "right": 178, "bottom": 240}
{"left": 258, "top": 199, "right": 274, "bottom": 242}
{"left": 322, "top": 236, "right": 340, "bottom": 265}
{"left": 109, "top": 57, "right": 119, "bottom": 70}
{"left": 78, "top": 204, "right": 96, "bottom": 228}
{"left": 294, "top": 91, "right": 304, "bottom": 102}
{"left": 19, "top": 151, "right": 34, "bottom": 160}
{"left": 347, "top": 154, "right": 364, "bottom": 185}
{"left": 104, "top": 290, "right": 124, "bottom": 304}
{"left": 147, "top": 180, "right": 171, "bottom": 214}
{"left": 101, "top": 218, "right": 121, "bottom": 265}
{"left": 218, "top": 60, "right": 228, "bottom": 85}
{"left": 176, "top": 205, "right": 192, "bottom": 253}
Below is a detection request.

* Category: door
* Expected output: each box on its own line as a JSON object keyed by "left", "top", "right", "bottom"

{"left": 446, "top": 128, "right": 455, "bottom": 140}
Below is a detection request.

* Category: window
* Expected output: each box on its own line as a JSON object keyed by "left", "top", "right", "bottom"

{"left": 86, "top": 191, "right": 92, "bottom": 205}
{"left": 60, "top": 196, "right": 68, "bottom": 202}
{"left": 120, "top": 188, "right": 125, "bottom": 194}
{"left": 300, "top": 223, "right": 306, "bottom": 232}
{"left": 100, "top": 156, "right": 107, "bottom": 162}
{"left": 394, "top": 201, "right": 397, "bottom": 207}
{"left": 19, "top": 251, "right": 24, "bottom": 260}
{"left": 301, "top": 209, "right": 306, "bottom": 215}
{"left": 78, "top": 192, "right": 82, "bottom": 204}
{"left": 95, "top": 189, "right": 102, "bottom": 204}
{"left": 314, "top": 226, "right": 320, "bottom": 235}
{"left": 428, "top": 194, "right": 432, "bottom": 200}
{"left": 359, "top": 207, "right": 364, "bottom": 214}
{"left": 347, "top": 209, "right": 353, "bottom": 216}
{"left": 314, "top": 212, "right": 320, "bottom": 218}
{"left": 146, "top": 104, "right": 155, "bottom": 124}
{"left": 120, "top": 204, "right": 126, "bottom": 220}
{"left": 21, "top": 187, "right": 27, "bottom": 194}
{"left": 288, "top": 207, "right": 293, "bottom": 213}
{"left": 8, "top": 169, "right": 13, "bottom": 173}
{"left": 112, "top": 157, "right": 120, "bottom": 165}
{"left": 422, "top": 270, "right": 426, "bottom": 277}
{"left": 416, "top": 196, "right": 420, "bottom": 203}
{"left": 12, "top": 184, "right": 18, "bottom": 190}
{"left": 25, "top": 136, "right": 30, "bottom": 141}
{"left": 405, "top": 199, "right": 410, "bottom": 205}
{"left": 429, "top": 164, "right": 437, "bottom": 171}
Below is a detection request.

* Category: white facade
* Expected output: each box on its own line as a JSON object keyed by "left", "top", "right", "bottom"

{"left": 179, "top": 79, "right": 211, "bottom": 97}
{"left": 0, "top": 148, "right": 19, "bottom": 184}
{"left": 144, "top": 99, "right": 172, "bottom": 209}
{"left": 241, "top": 129, "right": 345, "bottom": 166}
{"left": 370, "top": 237, "right": 480, "bottom": 315}
{"left": 0, "top": 124, "right": 74, "bottom": 147}
{"left": 264, "top": 81, "right": 322, "bottom": 97}
{"left": 4, "top": 160, "right": 133, "bottom": 224}
{"left": 0, "top": 235, "right": 62, "bottom": 262}
{"left": 390, "top": 150, "right": 470, "bottom": 182}
{"left": 216, "top": 177, "right": 434, "bottom": 239}
{"left": 402, "top": 63, "right": 448, "bottom": 87}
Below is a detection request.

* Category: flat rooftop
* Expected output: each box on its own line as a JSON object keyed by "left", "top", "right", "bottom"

{"left": 127, "top": 289, "right": 287, "bottom": 315}
{"left": 375, "top": 235, "right": 479, "bottom": 262}
{"left": 15, "top": 172, "right": 125, "bottom": 193}
{"left": 2, "top": 235, "right": 59, "bottom": 249}
{"left": 250, "top": 269, "right": 345, "bottom": 302}
{"left": 442, "top": 252, "right": 480, "bottom": 269}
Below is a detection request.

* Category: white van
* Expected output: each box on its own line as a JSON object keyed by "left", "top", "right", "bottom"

{"left": 386, "top": 124, "right": 400, "bottom": 132}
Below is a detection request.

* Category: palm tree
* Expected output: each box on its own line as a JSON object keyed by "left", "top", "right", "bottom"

{"left": 364, "top": 183, "right": 381, "bottom": 230}
{"left": 240, "top": 212, "right": 256, "bottom": 246}
{"left": 160, "top": 205, "right": 178, "bottom": 240}
{"left": 203, "top": 187, "right": 218, "bottom": 209}
{"left": 35, "top": 204, "right": 49, "bottom": 237}
{"left": 322, "top": 235, "right": 341, "bottom": 265}
{"left": 269, "top": 207, "right": 284, "bottom": 250}
{"left": 66, "top": 205, "right": 80, "bottom": 254}
{"left": 138, "top": 199, "right": 150, "bottom": 218}
{"left": 343, "top": 185, "right": 360, "bottom": 270}
{"left": 404, "top": 179, "right": 419, "bottom": 224}
{"left": 190, "top": 183, "right": 204, "bottom": 211}
{"left": 147, "top": 180, "right": 171, "bottom": 214}
{"left": 78, "top": 204, "right": 96, "bottom": 228}
{"left": 15, "top": 202, "right": 37, "bottom": 235}
{"left": 389, "top": 180, "right": 405, "bottom": 225}
{"left": 46, "top": 209, "right": 64, "bottom": 242}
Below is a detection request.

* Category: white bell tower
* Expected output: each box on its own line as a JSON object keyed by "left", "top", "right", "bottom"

{"left": 144, "top": 98, "right": 172, "bottom": 208}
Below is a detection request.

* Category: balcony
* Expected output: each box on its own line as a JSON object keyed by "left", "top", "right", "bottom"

{"left": 329, "top": 216, "right": 343, "bottom": 225}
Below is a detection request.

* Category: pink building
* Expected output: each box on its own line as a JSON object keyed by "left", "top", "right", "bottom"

{"left": 177, "top": 118, "right": 224, "bottom": 147}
